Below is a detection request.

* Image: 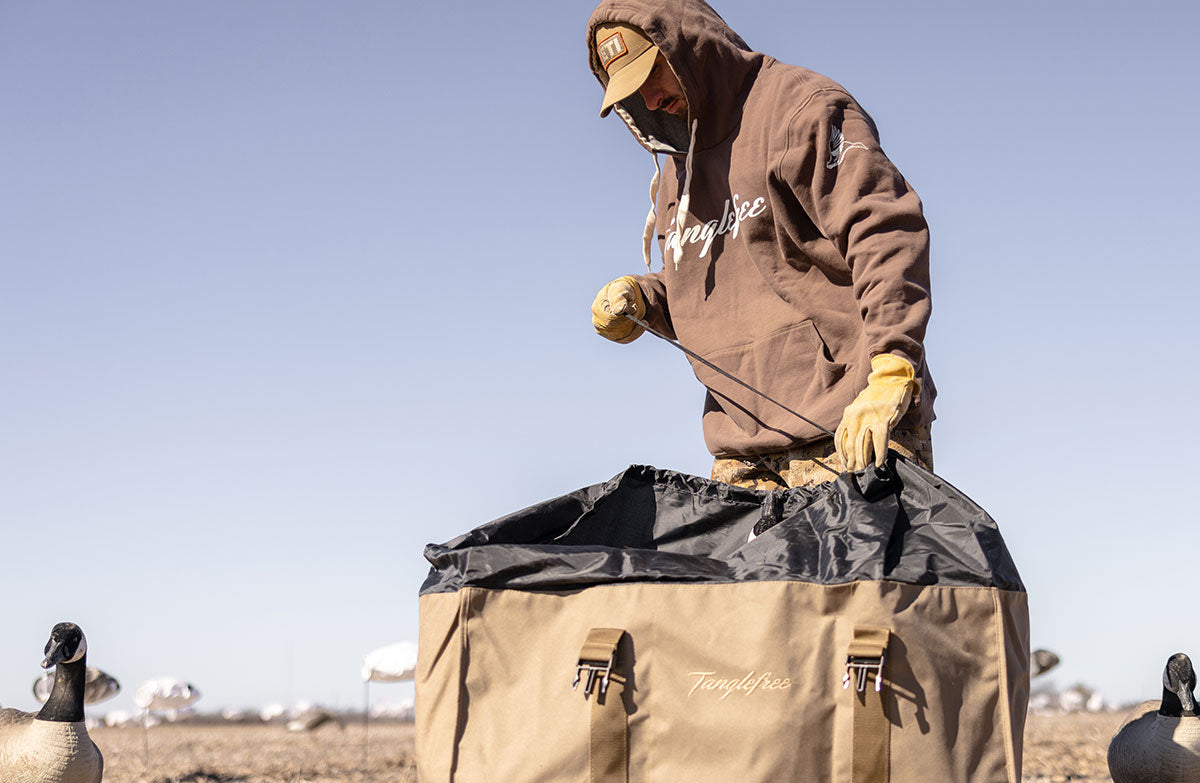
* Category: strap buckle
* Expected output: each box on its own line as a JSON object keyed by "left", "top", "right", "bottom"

{"left": 573, "top": 654, "right": 616, "bottom": 698}
{"left": 843, "top": 650, "right": 887, "bottom": 693}
{"left": 843, "top": 626, "right": 891, "bottom": 693}
{"left": 573, "top": 628, "right": 625, "bottom": 699}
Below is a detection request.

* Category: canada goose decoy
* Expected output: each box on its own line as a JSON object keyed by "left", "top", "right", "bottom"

{"left": 1108, "top": 652, "right": 1200, "bottom": 783}
{"left": 0, "top": 622, "right": 104, "bottom": 783}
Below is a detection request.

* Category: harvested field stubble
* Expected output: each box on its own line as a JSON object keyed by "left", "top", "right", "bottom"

{"left": 1023, "top": 710, "right": 1126, "bottom": 783}
{"left": 89, "top": 711, "right": 1126, "bottom": 782}
{"left": 90, "top": 722, "right": 416, "bottom": 783}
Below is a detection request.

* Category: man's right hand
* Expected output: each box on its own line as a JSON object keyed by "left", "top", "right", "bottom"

{"left": 591, "top": 276, "right": 646, "bottom": 343}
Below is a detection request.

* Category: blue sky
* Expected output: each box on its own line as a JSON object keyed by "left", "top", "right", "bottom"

{"left": 2, "top": 0, "right": 1198, "bottom": 715}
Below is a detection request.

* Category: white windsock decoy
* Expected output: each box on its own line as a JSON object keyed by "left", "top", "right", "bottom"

{"left": 134, "top": 677, "right": 202, "bottom": 712}
{"left": 103, "top": 710, "right": 135, "bottom": 728}
{"left": 34, "top": 667, "right": 120, "bottom": 706}
{"left": 260, "top": 703, "right": 286, "bottom": 722}
{"left": 0, "top": 622, "right": 104, "bottom": 783}
{"left": 362, "top": 642, "right": 418, "bottom": 682}
{"left": 1108, "top": 652, "right": 1200, "bottom": 782}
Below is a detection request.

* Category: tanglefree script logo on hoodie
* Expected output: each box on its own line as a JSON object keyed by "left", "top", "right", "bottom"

{"left": 664, "top": 193, "right": 767, "bottom": 261}
{"left": 688, "top": 670, "right": 793, "bottom": 699}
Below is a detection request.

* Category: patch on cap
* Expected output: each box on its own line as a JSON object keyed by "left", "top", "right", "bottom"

{"left": 597, "top": 31, "right": 628, "bottom": 71}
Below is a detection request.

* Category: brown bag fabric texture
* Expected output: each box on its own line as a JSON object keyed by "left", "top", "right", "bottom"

{"left": 416, "top": 460, "right": 1029, "bottom": 782}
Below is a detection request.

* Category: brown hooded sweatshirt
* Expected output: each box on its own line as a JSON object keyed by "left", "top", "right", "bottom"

{"left": 587, "top": 0, "right": 936, "bottom": 458}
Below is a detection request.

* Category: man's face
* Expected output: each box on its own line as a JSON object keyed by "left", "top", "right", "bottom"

{"left": 638, "top": 53, "right": 688, "bottom": 118}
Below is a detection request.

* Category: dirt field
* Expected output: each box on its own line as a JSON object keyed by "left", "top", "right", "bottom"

{"left": 90, "top": 722, "right": 417, "bottom": 783}
{"left": 1023, "top": 711, "right": 1126, "bottom": 782}
{"left": 89, "top": 711, "right": 1124, "bottom": 782}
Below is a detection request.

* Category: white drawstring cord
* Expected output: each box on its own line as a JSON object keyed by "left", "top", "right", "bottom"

{"left": 672, "top": 119, "right": 699, "bottom": 270}
{"left": 641, "top": 154, "right": 662, "bottom": 270}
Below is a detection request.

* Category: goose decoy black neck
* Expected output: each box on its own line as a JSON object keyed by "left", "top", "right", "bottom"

{"left": 1159, "top": 652, "right": 1197, "bottom": 717}
{"left": 35, "top": 622, "right": 87, "bottom": 723}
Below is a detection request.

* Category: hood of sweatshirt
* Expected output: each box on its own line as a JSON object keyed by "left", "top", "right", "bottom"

{"left": 587, "top": 0, "right": 763, "bottom": 155}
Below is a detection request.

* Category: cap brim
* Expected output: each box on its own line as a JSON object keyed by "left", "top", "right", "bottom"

{"left": 599, "top": 46, "right": 658, "bottom": 117}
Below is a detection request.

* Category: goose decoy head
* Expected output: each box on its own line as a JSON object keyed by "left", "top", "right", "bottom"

{"left": 41, "top": 622, "right": 87, "bottom": 670}
{"left": 1161, "top": 652, "right": 1197, "bottom": 717}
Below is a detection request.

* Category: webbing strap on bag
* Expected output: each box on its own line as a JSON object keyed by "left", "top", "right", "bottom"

{"left": 844, "top": 625, "right": 892, "bottom": 783}
{"left": 574, "top": 628, "right": 629, "bottom": 783}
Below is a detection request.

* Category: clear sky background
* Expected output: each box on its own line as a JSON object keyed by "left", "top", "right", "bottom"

{"left": 2, "top": 0, "right": 1198, "bottom": 717}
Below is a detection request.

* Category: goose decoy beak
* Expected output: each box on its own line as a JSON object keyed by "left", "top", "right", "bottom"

{"left": 1182, "top": 688, "right": 1198, "bottom": 718}
{"left": 42, "top": 638, "right": 67, "bottom": 669}
{"left": 42, "top": 643, "right": 63, "bottom": 667}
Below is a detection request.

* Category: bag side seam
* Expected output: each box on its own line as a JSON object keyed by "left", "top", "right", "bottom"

{"left": 991, "top": 588, "right": 1018, "bottom": 783}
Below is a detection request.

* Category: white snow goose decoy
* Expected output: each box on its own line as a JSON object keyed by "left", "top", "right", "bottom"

{"left": 0, "top": 622, "right": 104, "bottom": 783}
{"left": 1108, "top": 652, "right": 1200, "bottom": 782}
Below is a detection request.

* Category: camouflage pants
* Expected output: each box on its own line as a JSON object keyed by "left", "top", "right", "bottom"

{"left": 710, "top": 426, "right": 934, "bottom": 490}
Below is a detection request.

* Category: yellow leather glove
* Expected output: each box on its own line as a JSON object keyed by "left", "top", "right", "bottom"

{"left": 591, "top": 276, "right": 646, "bottom": 344}
{"left": 835, "top": 354, "right": 919, "bottom": 471}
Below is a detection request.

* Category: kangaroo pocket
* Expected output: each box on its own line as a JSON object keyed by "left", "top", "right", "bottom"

{"left": 690, "top": 320, "right": 849, "bottom": 447}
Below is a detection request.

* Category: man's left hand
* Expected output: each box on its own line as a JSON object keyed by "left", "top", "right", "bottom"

{"left": 835, "top": 354, "right": 918, "bottom": 471}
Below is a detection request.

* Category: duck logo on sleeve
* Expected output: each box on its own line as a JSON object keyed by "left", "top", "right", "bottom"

{"left": 826, "top": 123, "right": 868, "bottom": 169}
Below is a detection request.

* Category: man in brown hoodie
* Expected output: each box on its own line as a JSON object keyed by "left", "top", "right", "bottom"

{"left": 587, "top": 0, "right": 935, "bottom": 489}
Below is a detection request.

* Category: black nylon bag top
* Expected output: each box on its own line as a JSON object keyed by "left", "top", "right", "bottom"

{"left": 421, "top": 456, "right": 1024, "bottom": 595}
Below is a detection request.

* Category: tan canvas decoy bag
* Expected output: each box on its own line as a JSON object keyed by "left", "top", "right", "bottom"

{"left": 417, "top": 457, "right": 1029, "bottom": 782}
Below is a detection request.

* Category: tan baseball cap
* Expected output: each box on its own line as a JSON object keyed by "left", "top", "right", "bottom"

{"left": 595, "top": 23, "right": 658, "bottom": 117}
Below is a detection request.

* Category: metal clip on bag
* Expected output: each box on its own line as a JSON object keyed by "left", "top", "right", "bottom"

{"left": 416, "top": 456, "right": 1030, "bottom": 782}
